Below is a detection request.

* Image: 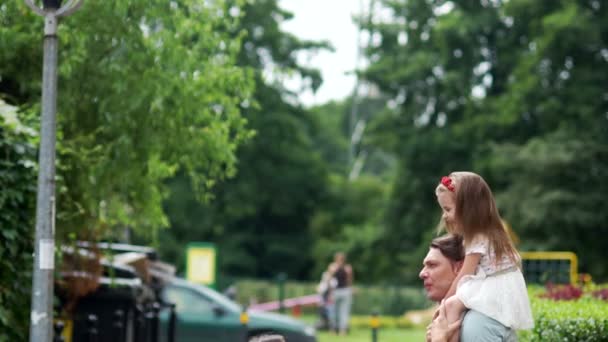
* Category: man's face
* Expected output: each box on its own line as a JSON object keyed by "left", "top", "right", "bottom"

{"left": 419, "top": 247, "right": 461, "bottom": 302}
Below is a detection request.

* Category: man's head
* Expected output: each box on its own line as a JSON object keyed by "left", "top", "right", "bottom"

{"left": 334, "top": 252, "right": 346, "bottom": 264}
{"left": 419, "top": 234, "right": 464, "bottom": 302}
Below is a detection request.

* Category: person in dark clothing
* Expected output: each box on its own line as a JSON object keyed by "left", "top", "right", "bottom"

{"left": 328, "top": 252, "right": 353, "bottom": 335}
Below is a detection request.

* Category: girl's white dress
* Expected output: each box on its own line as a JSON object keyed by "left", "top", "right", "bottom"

{"left": 456, "top": 234, "right": 534, "bottom": 330}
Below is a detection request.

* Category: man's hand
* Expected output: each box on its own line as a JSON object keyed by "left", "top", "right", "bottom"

{"left": 433, "top": 306, "right": 441, "bottom": 320}
{"left": 430, "top": 303, "right": 461, "bottom": 342}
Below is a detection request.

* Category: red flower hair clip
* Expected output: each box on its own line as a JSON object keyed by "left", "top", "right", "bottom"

{"left": 441, "top": 176, "right": 455, "bottom": 192}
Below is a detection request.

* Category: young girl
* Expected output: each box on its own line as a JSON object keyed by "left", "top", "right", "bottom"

{"left": 435, "top": 172, "right": 533, "bottom": 339}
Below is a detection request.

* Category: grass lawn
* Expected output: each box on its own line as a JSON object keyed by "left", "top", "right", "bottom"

{"left": 317, "top": 328, "right": 426, "bottom": 342}
{"left": 296, "top": 314, "right": 426, "bottom": 341}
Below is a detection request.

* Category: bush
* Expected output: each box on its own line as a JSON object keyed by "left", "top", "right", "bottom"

{"left": 540, "top": 283, "right": 583, "bottom": 300}
{"left": 349, "top": 315, "right": 414, "bottom": 329}
{"left": 521, "top": 297, "right": 608, "bottom": 341}
{"left": 593, "top": 288, "right": 608, "bottom": 300}
{"left": 0, "top": 101, "right": 37, "bottom": 341}
{"left": 520, "top": 283, "right": 608, "bottom": 341}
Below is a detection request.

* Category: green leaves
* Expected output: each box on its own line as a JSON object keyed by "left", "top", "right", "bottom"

{"left": 361, "top": 0, "right": 608, "bottom": 282}
{"left": 155, "top": 0, "right": 332, "bottom": 280}
{"left": 522, "top": 294, "right": 608, "bottom": 341}
{"left": 0, "top": 100, "right": 36, "bottom": 341}
{"left": 1, "top": 0, "right": 257, "bottom": 237}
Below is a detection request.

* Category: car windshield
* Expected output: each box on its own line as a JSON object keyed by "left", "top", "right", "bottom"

{"left": 172, "top": 280, "right": 241, "bottom": 313}
{"left": 197, "top": 284, "right": 242, "bottom": 312}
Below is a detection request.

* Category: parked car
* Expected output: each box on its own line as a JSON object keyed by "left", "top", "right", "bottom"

{"left": 56, "top": 242, "right": 177, "bottom": 342}
{"left": 159, "top": 277, "right": 317, "bottom": 342}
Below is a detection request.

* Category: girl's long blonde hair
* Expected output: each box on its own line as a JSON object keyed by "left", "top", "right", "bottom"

{"left": 436, "top": 171, "right": 519, "bottom": 264}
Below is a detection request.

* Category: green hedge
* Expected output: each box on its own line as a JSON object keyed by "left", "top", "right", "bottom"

{"left": 350, "top": 314, "right": 414, "bottom": 329}
{"left": 520, "top": 288, "right": 608, "bottom": 341}
{"left": 0, "top": 101, "right": 36, "bottom": 341}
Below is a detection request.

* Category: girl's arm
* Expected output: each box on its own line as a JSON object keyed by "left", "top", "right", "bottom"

{"left": 444, "top": 253, "right": 481, "bottom": 299}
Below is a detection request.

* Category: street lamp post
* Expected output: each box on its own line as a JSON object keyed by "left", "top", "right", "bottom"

{"left": 24, "top": 0, "right": 83, "bottom": 341}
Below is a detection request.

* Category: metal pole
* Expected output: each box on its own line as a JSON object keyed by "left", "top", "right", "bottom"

{"left": 370, "top": 311, "right": 379, "bottom": 342}
{"left": 276, "top": 272, "right": 286, "bottom": 314}
{"left": 30, "top": 11, "right": 59, "bottom": 342}
{"left": 167, "top": 303, "right": 177, "bottom": 342}
{"left": 240, "top": 306, "right": 249, "bottom": 342}
{"left": 25, "top": 1, "right": 84, "bottom": 340}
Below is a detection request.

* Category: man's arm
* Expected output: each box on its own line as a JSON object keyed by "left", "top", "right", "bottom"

{"left": 460, "top": 310, "right": 517, "bottom": 342}
{"left": 428, "top": 303, "right": 462, "bottom": 342}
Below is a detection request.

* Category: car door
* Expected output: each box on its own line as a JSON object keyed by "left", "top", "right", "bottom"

{"left": 160, "top": 284, "right": 242, "bottom": 342}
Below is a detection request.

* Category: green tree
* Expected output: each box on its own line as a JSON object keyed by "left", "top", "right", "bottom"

{"left": 311, "top": 96, "right": 396, "bottom": 178}
{"left": 309, "top": 174, "right": 391, "bottom": 282}
{"left": 361, "top": 0, "right": 608, "bottom": 281}
{"left": 0, "top": 100, "right": 36, "bottom": 341}
{"left": 309, "top": 100, "right": 350, "bottom": 174}
{"left": 481, "top": 1, "right": 608, "bottom": 279}
{"left": 159, "top": 0, "right": 331, "bottom": 280}
{"left": 308, "top": 96, "right": 397, "bottom": 282}
{"left": 360, "top": 0, "right": 486, "bottom": 282}
{"left": 1, "top": 0, "right": 255, "bottom": 239}
{"left": 1, "top": 1, "right": 254, "bottom": 337}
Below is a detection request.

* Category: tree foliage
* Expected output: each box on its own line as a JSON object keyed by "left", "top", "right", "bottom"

{"left": 1, "top": 0, "right": 255, "bottom": 240}
{"left": 362, "top": 0, "right": 608, "bottom": 281}
{"left": 307, "top": 97, "right": 396, "bottom": 282}
{"left": 0, "top": 101, "right": 36, "bottom": 341}
{"left": 1, "top": 1, "right": 254, "bottom": 338}
{"left": 158, "top": 0, "right": 331, "bottom": 280}
{"left": 3, "top": 4, "right": 608, "bottom": 328}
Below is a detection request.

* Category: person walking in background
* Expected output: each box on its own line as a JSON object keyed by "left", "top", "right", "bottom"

{"left": 316, "top": 264, "right": 337, "bottom": 330}
{"left": 328, "top": 252, "right": 353, "bottom": 336}
{"left": 434, "top": 172, "right": 533, "bottom": 341}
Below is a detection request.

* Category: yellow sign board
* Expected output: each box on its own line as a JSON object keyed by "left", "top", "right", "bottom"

{"left": 186, "top": 243, "right": 217, "bottom": 287}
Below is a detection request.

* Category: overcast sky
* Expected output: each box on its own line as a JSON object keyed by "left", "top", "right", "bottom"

{"left": 279, "top": 0, "right": 366, "bottom": 107}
